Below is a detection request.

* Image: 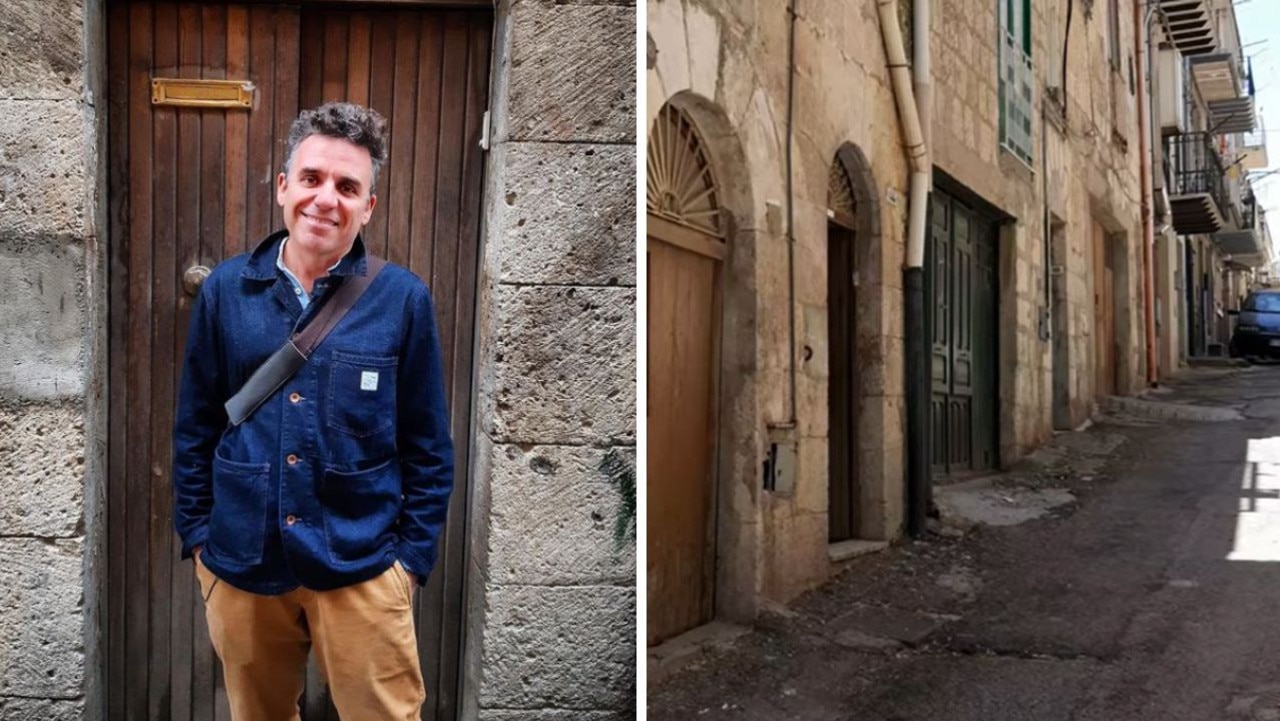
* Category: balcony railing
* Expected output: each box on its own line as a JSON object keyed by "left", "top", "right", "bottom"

{"left": 1165, "top": 132, "right": 1227, "bottom": 234}
{"left": 999, "top": 29, "right": 1033, "bottom": 166}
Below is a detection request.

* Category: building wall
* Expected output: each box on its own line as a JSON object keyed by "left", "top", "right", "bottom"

{"left": 0, "top": 0, "right": 106, "bottom": 715}
{"left": 934, "top": 0, "right": 1145, "bottom": 457}
{"left": 648, "top": 0, "right": 910, "bottom": 607}
{"left": 462, "top": 0, "right": 637, "bottom": 718}
{"left": 647, "top": 0, "right": 1152, "bottom": 615}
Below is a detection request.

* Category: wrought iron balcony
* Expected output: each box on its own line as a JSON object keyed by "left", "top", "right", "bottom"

{"left": 1165, "top": 132, "right": 1227, "bottom": 234}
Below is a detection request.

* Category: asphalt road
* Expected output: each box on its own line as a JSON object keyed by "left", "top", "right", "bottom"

{"left": 648, "top": 365, "right": 1280, "bottom": 720}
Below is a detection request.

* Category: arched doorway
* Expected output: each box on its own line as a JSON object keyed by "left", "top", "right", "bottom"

{"left": 647, "top": 102, "right": 725, "bottom": 644}
{"left": 827, "top": 158, "right": 861, "bottom": 542}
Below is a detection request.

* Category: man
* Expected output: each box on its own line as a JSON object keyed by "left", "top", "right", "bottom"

{"left": 172, "top": 101, "right": 453, "bottom": 720}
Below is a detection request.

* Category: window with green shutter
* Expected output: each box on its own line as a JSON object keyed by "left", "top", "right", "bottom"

{"left": 999, "top": 0, "right": 1034, "bottom": 165}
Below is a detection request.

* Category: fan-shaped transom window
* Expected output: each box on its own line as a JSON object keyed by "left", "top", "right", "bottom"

{"left": 828, "top": 159, "right": 857, "bottom": 231}
{"left": 647, "top": 103, "right": 724, "bottom": 239}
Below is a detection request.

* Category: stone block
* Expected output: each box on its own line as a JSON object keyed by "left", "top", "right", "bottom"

{"left": 0, "top": 399, "right": 83, "bottom": 536}
{"left": 0, "top": 698, "right": 83, "bottom": 721}
{"left": 0, "top": 239, "right": 85, "bottom": 399}
{"left": 0, "top": 538, "right": 83, "bottom": 697}
{"left": 795, "top": 436, "right": 828, "bottom": 516}
{"left": 479, "top": 285, "right": 634, "bottom": 445}
{"left": 504, "top": 4, "right": 634, "bottom": 143}
{"left": 480, "top": 585, "right": 635, "bottom": 709}
{"left": 0, "top": 0, "right": 84, "bottom": 99}
{"left": 494, "top": 143, "right": 635, "bottom": 286}
{"left": 0, "top": 100, "right": 88, "bottom": 237}
{"left": 800, "top": 303, "right": 828, "bottom": 379}
{"left": 486, "top": 443, "right": 635, "bottom": 585}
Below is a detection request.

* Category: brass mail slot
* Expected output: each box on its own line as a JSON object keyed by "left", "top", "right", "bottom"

{"left": 151, "top": 78, "right": 254, "bottom": 108}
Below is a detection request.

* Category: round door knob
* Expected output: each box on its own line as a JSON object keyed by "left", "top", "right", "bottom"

{"left": 183, "top": 265, "right": 211, "bottom": 297}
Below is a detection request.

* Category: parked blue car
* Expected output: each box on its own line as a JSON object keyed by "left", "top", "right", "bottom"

{"left": 1230, "top": 290, "right": 1280, "bottom": 360}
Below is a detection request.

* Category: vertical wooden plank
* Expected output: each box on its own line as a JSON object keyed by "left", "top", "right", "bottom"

{"left": 430, "top": 12, "right": 470, "bottom": 390}
{"left": 345, "top": 15, "right": 371, "bottom": 107}
{"left": 386, "top": 11, "right": 420, "bottom": 267}
{"left": 298, "top": 11, "right": 324, "bottom": 110}
{"left": 274, "top": 7, "right": 301, "bottom": 225}
{"left": 148, "top": 4, "right": 183, "bottom": 719}
{"left": 407, "top": 14, "right": 443, "bottom": 280}
{"left": 199, "top": 6, "right": 226, "bottom": 267}
{"left": 245, "top": 5, "right": 277, "bottom": 241}
{"left": 414, "top": 16, "right": 469, "bottom": 708}
{"left": 827, "top": 226, "right": 850, "bottom": 541}
{"left": 366, "top": 13, "right": 396, "bottom": 257}
{"left": 105, "top": 3, "right": 131, "bottom": 717}
{"left": 436, "top": 14, "right": 490, "bottom": 717}
{"left": 125, "top": 1, "right": 156, "bottom": 718}
{"left": 224, "top": 6, "right": 249, "bottom": 257}
{"left": 322, "top": 13, "right": 348, "bottom": 102}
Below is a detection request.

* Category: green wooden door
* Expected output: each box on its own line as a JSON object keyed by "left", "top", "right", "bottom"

{"left": 927, "top": 189, "right": 999, "bottom": 477}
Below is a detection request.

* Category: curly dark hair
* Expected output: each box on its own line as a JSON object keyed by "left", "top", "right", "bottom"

{"left": 282, "top": 102, "right": 389, "bottom": 187}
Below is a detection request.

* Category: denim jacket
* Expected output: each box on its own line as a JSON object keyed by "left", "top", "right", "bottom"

{"left": 172, "top": 231, "right": 454, "bottom": 594}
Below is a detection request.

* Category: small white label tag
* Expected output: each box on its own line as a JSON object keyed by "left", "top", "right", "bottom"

{"left": 360, "top": 371, "right": 379, "bottom": 391}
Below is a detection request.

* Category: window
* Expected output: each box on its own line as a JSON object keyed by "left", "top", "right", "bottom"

{"left": 999, "top": 0, "right": 1034, "bottom": 165}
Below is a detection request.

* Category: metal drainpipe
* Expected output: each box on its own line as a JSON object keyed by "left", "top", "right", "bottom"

{"left": 770, "top": 0, "right": 800, "bottom": 432}
{"left": 1138, "top": 1, "right": 1160, "bottom": 387}
{"left": 877, "top": 0, "right": 931, "bottom": 536}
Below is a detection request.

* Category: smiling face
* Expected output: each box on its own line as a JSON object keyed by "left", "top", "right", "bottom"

{"left": 276, "top": 134, "right": 377, "bottom": 266}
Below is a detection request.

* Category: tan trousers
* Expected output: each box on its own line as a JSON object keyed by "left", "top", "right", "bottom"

{"left": 194, "top": 555, "right": 425, "bottom": 721}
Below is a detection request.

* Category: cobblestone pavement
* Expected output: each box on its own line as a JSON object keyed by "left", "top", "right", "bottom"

{"left": 648, "top": 365, "right": 1280, "bottom": 721}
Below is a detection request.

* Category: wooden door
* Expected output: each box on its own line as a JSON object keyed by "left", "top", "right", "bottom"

{"left": 647, "top": 229, "right": 719, "bottom": 645}
{"left": 928, "top": 189, "right": 999, "bottom": 477}
{"left": 1093, "top": 221, "right": 1117, "bottom": 396}
{"left": 105, "top": 4, "right": 491, "bottom": 720}
{"left": 827, "top": 223, "right": 859, "bottom": 541}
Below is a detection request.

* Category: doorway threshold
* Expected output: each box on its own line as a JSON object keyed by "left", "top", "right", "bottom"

{"left": 648, "top": 621, "right": 752, "bottom": 686}
{"left": 828, "top": 539, "right": 889, "bottom": 563}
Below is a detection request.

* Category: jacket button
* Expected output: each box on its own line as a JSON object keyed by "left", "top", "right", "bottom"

{"left": 285, "top": 515, "right": 297, "bottom": 526}
{"left": 286, "top": 454, "right": 299, "bottom": 465}
{"left": 289, "top": 392, "right": 302, "bottom": 403}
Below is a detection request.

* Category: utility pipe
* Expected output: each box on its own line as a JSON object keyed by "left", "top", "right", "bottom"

{"left": 773, "top": 0, "right": 800, "bottom": 431}
{"left": 1138, "top": 1, "right": 1158, "bottom": 387}
{"left": 876, "top": 0, "right": 930, "bottom": 536}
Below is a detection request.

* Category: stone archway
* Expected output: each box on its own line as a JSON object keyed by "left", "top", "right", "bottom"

{"left": 827, "top": 143, "right": 886, "bottom": 541}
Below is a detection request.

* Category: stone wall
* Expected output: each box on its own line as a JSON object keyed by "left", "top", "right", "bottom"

{"left": 0, "top": 0, "right": 105, "bottom": 716}
{"left": 934, "top": 0, "right": 1145, "bottom": 459}
{"left": 648, "top": 0, "right": 910, "bottom": 608}
{"left": 463, "top": 0, "right": 637, "bottom": 718}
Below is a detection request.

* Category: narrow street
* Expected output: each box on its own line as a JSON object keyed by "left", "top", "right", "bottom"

{"left": 649, "top": 365, "right": 1280, "bottom": 720}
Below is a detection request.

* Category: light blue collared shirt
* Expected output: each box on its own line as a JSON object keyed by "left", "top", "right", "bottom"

{"left": 276, "top": 237, "right": 343, "bottom": 310}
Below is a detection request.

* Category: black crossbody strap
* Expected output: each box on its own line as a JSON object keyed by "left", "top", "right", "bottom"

{"left": 224, "top": 255, "right": 388, "bottom": 426}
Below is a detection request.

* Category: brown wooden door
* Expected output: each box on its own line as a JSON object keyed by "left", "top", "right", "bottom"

{"left": 1093, "top": 220, "right": 1117, "bottom": 397}
{"left": 647, "top": 228, "right": 719, "bottom": 645}
{"left": 106, "top": 4, "right": 491, "bottom": 719}
{"left": 827, "top": 222, "right": 859, "bottom": 541}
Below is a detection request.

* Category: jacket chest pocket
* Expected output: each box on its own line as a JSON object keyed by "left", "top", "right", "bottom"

{"left": 327, "top": 351, "right": 398, "bottom": 438}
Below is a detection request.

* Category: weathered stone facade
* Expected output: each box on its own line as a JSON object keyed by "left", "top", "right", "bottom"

{"left": 0, "top": 0, "right": 107, "bottom": 714}
{"left": 646, "top": 0, "right": 1149, "bottom": 621}
{"left": 1, "top": 0, "right": 635, "bottom": 717}
{"left": 648, "top": 0, "right": 911, "bottom": 609}
{"left": 937, "top": 0, "right": 1145, "bottom": 453}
